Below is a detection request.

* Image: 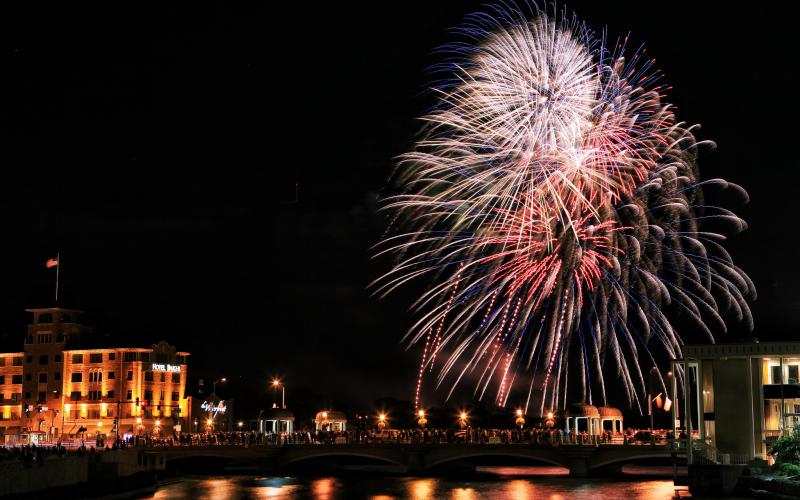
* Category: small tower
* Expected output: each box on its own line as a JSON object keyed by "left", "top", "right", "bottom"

{"left": 22, "top": 308, "right": 90, "bottom": 437}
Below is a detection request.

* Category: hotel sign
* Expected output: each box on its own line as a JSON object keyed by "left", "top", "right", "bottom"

{"left": 151, "top": 362, "right": 181, "bottom": 373}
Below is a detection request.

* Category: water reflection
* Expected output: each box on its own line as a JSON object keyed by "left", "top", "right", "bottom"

{"left": 450, "top": 486, "right": 478, "bottom": 500}
{"left": 408, "top": 478, "right": 435, "bottom": 500}
{"left": 312, "top": 478, "right": 336, "bottom": 500}
{"left": 154, "top": 475, "right": 687, "bottom": 499}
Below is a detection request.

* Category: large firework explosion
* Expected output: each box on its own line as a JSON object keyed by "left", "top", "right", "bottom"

{"left": 374, "top": 4, "right": 754, "bottom": 415}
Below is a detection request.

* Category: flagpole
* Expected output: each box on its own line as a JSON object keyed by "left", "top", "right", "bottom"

{"left": 55, "top": 252, "right": 60, "bottom": 304}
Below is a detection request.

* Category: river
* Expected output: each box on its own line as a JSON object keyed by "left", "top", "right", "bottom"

{"left": 150, "top": 468, "right": 722, "bottom": 499}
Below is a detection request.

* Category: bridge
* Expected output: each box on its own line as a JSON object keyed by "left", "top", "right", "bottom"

{"left": 147, "top": 443, "right": 680, "bottom": 477}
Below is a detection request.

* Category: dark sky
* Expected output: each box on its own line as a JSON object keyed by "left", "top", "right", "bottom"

{"left": 0, "top": 2, "right": 795, "bottom": 415}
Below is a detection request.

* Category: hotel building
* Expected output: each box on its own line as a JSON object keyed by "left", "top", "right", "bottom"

{"left": 0, "top": 307, "right": 189, "bottom": 444}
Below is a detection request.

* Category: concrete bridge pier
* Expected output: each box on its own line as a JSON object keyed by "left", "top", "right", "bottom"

{"left": 403, "top": 449, "right": 425, "bottom": 474}
{"left": 589, "top": 462, "right": 623, "bottom": 477}
{"left": 560, "top": 447, "right": 596, "bottom": 477}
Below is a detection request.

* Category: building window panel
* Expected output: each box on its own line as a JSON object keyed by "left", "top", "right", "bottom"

{"left": 772, "top": 365, "right": 783, "bottom": 385}
{"left": 38, "top": 373, "right": 47, "bottom": 383}
{"left": 89, "top": 353, "right": 102, "bottom": 363}
{"left": 790, "top": 365, "right": 800, "bottom": 385}
{"left": 71, "top": 373, "right": 82, "bottom": 383}
{"left": 72, "top": 354, "right": 83, "bottom": 364}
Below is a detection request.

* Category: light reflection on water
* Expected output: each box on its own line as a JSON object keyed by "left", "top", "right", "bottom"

{"left": 152, "top": 474, "right": 689, "bottom": 499}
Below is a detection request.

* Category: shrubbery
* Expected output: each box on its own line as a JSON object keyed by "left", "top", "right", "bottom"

{"left": 770, "top": 429, "right": 800, "bottom": 477}
{"left": 774, "top": 462, "right": 800, "bottom": 476}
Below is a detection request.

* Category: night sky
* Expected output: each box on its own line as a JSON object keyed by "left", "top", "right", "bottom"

{"left": 0, "top": 3, "right": 795, "bottom": 416}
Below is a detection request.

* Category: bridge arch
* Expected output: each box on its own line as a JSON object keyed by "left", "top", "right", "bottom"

{"left": 279, "top": 450, "right": 406, "bottom": 468}
{"left": 424, "top": 450, "right": 568, "bottom": 470}
{"left": 589, "top": 450, "right": 676, "bottom": 470}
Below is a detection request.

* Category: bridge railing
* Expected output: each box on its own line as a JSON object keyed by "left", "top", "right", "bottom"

{"left": 140, "top": 431, "right": 671, "bottom": 450}
{"left": 691, "top": 440, "right": 751, "bottom": 465}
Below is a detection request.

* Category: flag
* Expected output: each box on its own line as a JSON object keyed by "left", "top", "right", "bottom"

{"left": 46, "top": 257, "right": 59, "bottom": 269}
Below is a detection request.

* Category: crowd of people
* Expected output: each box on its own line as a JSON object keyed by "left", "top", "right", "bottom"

{"left": 0, "top": 426, "right": 690, "bottom": 456}
{"left": 133, "top": 426, "right": 688, "bottom": 448}
{"left": 0, "top": 443, "right": 82, "bottom": 467}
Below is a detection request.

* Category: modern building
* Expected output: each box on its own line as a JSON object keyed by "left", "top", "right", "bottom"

{"left": 672, "top": 340, "right": 800, "bottom": 462}
{"left": 0, "top": 307, "right": 190, "bottom": 444}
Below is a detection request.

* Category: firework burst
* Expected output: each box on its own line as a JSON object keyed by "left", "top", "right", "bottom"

{"left": 374, "top": 5, "right": 754, "bottom": 414}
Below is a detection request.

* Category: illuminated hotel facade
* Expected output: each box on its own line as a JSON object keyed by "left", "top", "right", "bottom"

{"left": 0, "top": 307, "right": 189, "bottom": 444}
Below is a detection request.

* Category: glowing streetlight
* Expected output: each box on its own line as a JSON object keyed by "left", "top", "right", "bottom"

{"left": 238, "top": 421, "right": 244, "bottom": 429}
{"left": 417, "top": 409, "right": 427, "bottom": 428}
{"left": 545, "top": 411, "right": 555, "bottom": 428}
{"left": 458, "top": 411, "right": 468, "bottom": 429}
{"left": 378, "top": 413, "right": 387, "bottom": 430}
{"left": 213, "top": 377, "right": 227, "bottom": 395}
{"left": 272, "top": 379, "right": 286, "bottom": 409}
{"left": 515, "top": 409, "right": 525, "bottom": 429}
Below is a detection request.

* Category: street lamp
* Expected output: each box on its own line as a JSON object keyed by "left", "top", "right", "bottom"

{"left": 272, "top": 379, "right": 285, "bottom": 409}
{"left": 515, "top": 409, "right": 526, "bottom": 429}
{"left": 378, "top": 413, "right": 387, "bottom": 430}
{"left": 210, "top": 377, "right": 226, "bottom": 429}
{"left": 417, "top": 409, "right": 427, "bottom": 428}
{"left": 545, "top": 411, "right": 555, "bottom": 428}
{"left": 458, "top": 411, "right": 468, "bottom": 429}
{"left": 213, "top": 377, "right": 227, "bottom": 397}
